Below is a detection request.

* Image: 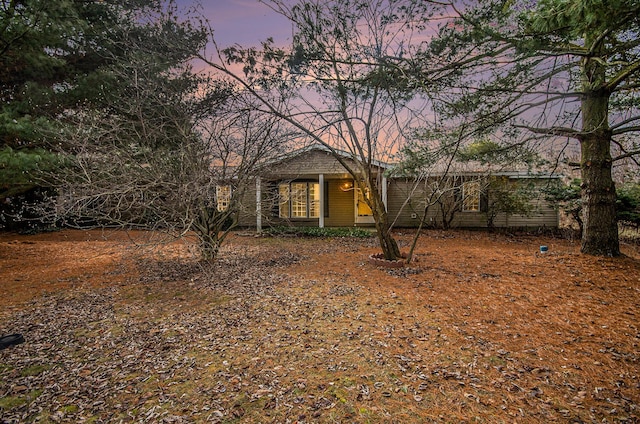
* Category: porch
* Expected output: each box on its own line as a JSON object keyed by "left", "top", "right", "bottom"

{"left": 254, "top": 175, "right": 388, "bottom": 231}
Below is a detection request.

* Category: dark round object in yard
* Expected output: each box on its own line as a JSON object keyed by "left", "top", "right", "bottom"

{"left": 0, "top": 334, "right": 25, "bottom": 350}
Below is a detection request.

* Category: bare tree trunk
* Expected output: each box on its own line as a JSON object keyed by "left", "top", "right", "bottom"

{"left": 193, "top": 213, "right": 219, "bottom": 261}
{"left": 196, "top": 228, "right": 223, "bottom": 262}
{"left": 374, "top": 214, "right": 401, "bottom": 261}
{"left": 406, "top": 204, "right": 431, "bottom": 264}
{"left": 369, "top": 179, "right": 401, "bottom": 261}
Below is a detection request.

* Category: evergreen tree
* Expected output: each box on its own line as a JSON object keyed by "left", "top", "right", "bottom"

{"left": 0, "top": 0, "right": 215, "bottom": 235}
{"left": 423, "top": 0, "right": 640, "bottom": 256}
{"left": 0, "top": 0, "right": 205, "bottom": 201}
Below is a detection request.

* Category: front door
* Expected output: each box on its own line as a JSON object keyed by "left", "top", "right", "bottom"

{"left": 355, "top": 187, "right": 375, "bottom": 224}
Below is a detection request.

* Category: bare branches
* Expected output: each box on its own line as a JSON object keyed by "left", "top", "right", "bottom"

{"left": 202, "top": 0, "right": 451, "bottom": 260}
{"left": 606, "top": 60, "right": 640, "bottom": 93}
{"left": 513, "top": 124, "right": 582, "bottom": 139}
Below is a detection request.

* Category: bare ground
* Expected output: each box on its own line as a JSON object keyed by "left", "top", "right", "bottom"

{"left": 0, "top": 229, "right": 639, "bottom": 423}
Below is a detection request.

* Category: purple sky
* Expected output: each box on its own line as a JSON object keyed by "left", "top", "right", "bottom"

{"left": 179, "top": 1, "right": 292, "bottom": 48}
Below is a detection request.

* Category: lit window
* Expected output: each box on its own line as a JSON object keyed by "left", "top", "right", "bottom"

{"left": 462, "top": 180, "right": 481, "bottom": 212}
{"left": 309, "top": 183, "right": 320, "bottom": 218}
{"left": 216, "top": 185, "right": 231, "bottom": 212}
{"left": 291, "top": 182, "right": 307, "bottom": 217}
{"left": 279, "top": 182, "right": 320, "bottom": 218}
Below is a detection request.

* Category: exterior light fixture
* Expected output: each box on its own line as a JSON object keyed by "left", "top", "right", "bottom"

{"left": 340, "top": 181, "right": 354, "bottom": 191}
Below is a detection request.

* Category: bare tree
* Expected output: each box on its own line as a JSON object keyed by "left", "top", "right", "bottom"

{"left": 200, "top": 0, "right": 448, "bottom": 261}
{"left": 49, "top": 46, "right": 290, "bottom": 260}
{"left": 194, "top": 94, "right": 293, "bottom": 258}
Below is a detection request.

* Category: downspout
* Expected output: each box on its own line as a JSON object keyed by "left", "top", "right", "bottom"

{"left": 256, "top": 177, "right": 262, "bottom": 233}
{"left": 382, "top": 175, "right": 388, "bottom": 211}
{"left": 319, "top": 174, "right": 325, "bottom": 228}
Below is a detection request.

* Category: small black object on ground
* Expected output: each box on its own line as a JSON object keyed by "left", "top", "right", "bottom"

{"left": 0, "top": 334, "right": 25, "bottom": 350}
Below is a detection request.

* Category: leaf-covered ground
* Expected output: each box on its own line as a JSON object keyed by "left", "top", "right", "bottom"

{"left": 0, "top": 229, "right": 639, "bottom": 423}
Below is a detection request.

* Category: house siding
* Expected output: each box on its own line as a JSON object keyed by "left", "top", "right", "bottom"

{"left": 325, "top": 179, "right": 355, "bottom": 227}
{"left": 387, "top": 177, "right": 559, "bottom": 229}
{"left": 386, "top": 178, "right": 425, "bottom": 227}
{"left": 263, "top": 150, "right": 353, "bottom": 179}
{"left": 451, "top": 211, "right": 487, "bottom": 228}
{"left": 497, "top": 202, "right": 559, "bottom": 228}
{"left": 234, "top": 147, "right": 559, "bottom": 230}
{"left": 236, "top": 183, "right": 258, "bottom": 227}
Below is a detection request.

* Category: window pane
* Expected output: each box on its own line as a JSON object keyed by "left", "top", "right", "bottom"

{"left": 309, "top": 183, "right": 320, "bottom": 218}
{"left": 291, "top": 182, "right": 307, "bottom": 217}
{"left": 278, "top": 184, "right": 290, "bottom": 218}
{"left": 216, "top": 185, "right": 231, "bottom": 212}
{"left": 463, "top": 181, "right": 480, "bottom": 212}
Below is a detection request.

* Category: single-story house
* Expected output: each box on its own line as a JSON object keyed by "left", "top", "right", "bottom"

{"left": 233, "top": 144, "right": 560, "bottom": 230}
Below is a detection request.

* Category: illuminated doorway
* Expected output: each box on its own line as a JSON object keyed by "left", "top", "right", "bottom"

{"left": 355, "top": 186, "right": 375, "bottom": 224}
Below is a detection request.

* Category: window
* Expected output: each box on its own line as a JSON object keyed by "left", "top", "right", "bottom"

{"left": 291, "top": 182, "right": 308, "bottom": 217}
{"left": 462, "top": 180, "right": 481, "bottom": 212}
{"left": 216, "top": 185, "right": 232, "bottom": 212}
{"left": 309, "top": 183, "right": 320, "bottom": 217}
{"left": 279, "top": 182, "right": 320, "bottom": 218}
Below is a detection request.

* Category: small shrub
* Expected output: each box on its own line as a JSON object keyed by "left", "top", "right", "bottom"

{"left": 264, "top": 226, "right": 374, "bottom": 238}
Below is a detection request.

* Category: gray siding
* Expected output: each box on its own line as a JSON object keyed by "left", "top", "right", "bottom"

{"left": 387, "top": 177, "right": 559, "bottom": 229}
{"left": 236, "top": 183, "right": 258, "bottom": 227}
{"left": 264, "top": 150, "right": 353, "bottom": 178}
{"left": 235, "top": 149, "right": 559, "bottom": 230}
{"left": 386, "top": 178, "right": 426, "bottom": 227}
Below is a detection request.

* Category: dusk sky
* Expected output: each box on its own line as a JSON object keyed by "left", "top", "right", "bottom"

{"left": 179, "top": 1, "right": 292, "bottom": 48}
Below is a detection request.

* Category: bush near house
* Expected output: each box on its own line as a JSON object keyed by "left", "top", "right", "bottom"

{"left": 263, "top": 226, "right": 374, "bottom": 238}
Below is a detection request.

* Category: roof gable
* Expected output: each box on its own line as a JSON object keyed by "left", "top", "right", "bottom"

{"left": 260, "top": 144, "right": 390, "bottom": 178}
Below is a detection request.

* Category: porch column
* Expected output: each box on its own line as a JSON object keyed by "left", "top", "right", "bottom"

{"left": 256, "top": 177, "right": 262, "bottom": 233}
{"left": 318, "top": 174, "right": 325, "bottom": 228}
{"left": 382, "top": 175, "right": 388, "bottom": 211}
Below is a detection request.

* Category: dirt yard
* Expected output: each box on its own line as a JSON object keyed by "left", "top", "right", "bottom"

{"left": 0, "top": 229, "right": 639, "bottom": 423}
